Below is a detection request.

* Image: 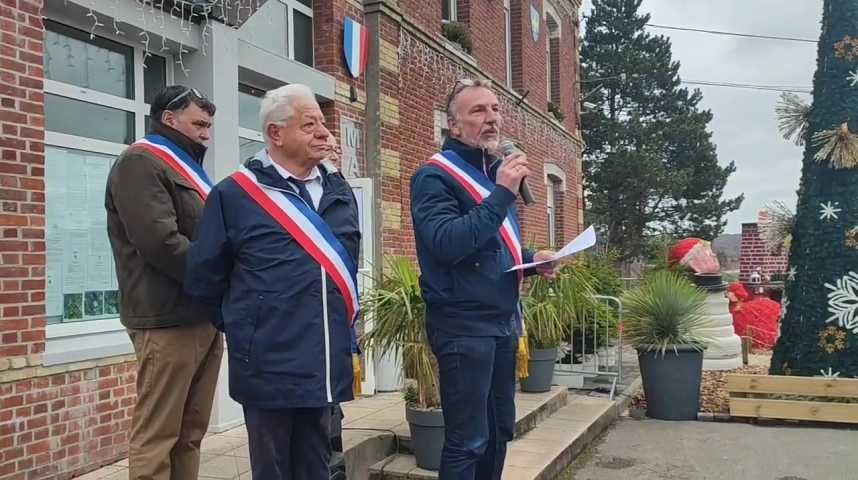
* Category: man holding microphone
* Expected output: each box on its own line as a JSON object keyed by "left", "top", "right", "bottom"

{"left": 410, "top": 77, "right": 555, "bottom": 480}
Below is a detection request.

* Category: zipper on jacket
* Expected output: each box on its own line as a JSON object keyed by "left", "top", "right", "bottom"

{"left": 321, "top": 266, "right": 333, "bottom": 403}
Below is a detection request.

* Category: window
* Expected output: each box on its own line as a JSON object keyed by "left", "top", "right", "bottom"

{"left": 544, "top": 166, "right": 566, "bottom": 250}
{"left": 544, "top": 5, "right": 562, "bottom": 104}
{"left": 43, "top": 21, "right": 172, "bottom": 325}
{"left": 434, "top": 110, "right": 450, "bottom": 146}
{"left": 547, "top": 179, "right": 556, "bottom": 249}
{"left": 442, "top": 0, "right": 457, "bottom": 22}
{"left": 238, "top": 0, "right": 314, "bottom": 67}
{"left": 504, "top": 0, "right": 512, "bottom": 86}
{"left": 239, "top": 84, "right": 266, "bottom": 163}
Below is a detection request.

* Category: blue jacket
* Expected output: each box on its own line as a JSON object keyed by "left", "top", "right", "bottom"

{"left": 410, "top": 138, "right": 535, "bottom": 337}
{"left": 185, "top": 152, "right": 361, "bottom": 409}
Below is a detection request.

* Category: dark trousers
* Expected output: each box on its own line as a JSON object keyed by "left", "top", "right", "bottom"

{"left": 244, "top": 405, "right": 332, "bottom": 480}
{"left": 430, "top": 330, "right": 517, "bottom": 480}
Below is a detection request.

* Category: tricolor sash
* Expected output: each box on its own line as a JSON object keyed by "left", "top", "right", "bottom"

{"left": 426, "top": 150, "right": 525, "bottom": 281}
{"left": 231, "top": 166, "right": 360, "bottom": 325}
{"left": 132, "top": 134, "right": 213, "bottom": 200}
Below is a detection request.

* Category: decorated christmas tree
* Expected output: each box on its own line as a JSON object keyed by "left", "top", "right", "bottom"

{"left": 771, "top": 0, "right": 858, "bottom": 378}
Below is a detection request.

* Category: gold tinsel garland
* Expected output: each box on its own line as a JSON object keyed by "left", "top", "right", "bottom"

{"left": 812, "top": 123, "right": 858, "bottom": 169}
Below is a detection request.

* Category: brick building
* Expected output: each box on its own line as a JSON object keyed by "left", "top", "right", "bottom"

{"left": 740, "top": 211, "right": 789, "bottom": 284}
{"left": 0, "top": 0, "right": 584, "bottom": 477}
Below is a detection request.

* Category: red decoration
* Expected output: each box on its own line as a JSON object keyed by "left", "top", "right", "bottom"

{"left": 727, "top": 282, "right": 780, "bottom": 350}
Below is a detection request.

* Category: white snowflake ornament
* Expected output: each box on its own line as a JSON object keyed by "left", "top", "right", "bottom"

{"left": 820, "top": 201, "right": 842, "bottom": 221}
{"left": 787, "top": 266, "right": 797, "bottom": 282}
{"left": 825, "top": 271, "right": 858, "bottom": 333}
{"left": 819, "top": 367, "right": 841, "bottom": 379}
{"left": 849, "top": 69, "right": 858, "bottom": 87}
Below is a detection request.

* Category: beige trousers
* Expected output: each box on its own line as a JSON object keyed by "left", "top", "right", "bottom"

{"left": 127, "top": 320, "right": 224, "bottom": 480}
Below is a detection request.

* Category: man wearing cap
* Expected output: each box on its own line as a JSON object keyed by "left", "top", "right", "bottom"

{"left": 106, "top": 85, "right": 222, "bottom": 480}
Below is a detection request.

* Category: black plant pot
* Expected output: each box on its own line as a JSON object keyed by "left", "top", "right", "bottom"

{"left": 520, "top": 347, "right": 557, "bottom": 393}
{"left": 406, "top": 406, "right": 445, "bottom": 471}
{"left": 637, "top": 345, "right": 704, "bottom": 420}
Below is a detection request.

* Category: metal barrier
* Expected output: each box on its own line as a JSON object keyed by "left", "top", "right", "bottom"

{"left": 553, "top": 295, "right": 624, "bottom": 400}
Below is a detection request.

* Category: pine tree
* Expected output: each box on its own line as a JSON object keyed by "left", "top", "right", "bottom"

{"left": 581, "top": 0, "right": 742, "bottom": 262}
{"left": 771, "top": 1, "right": 858, "bottom": 378}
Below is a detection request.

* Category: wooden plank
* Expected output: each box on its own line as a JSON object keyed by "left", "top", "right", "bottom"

{"left": 730, "top": 398, "right": 858, "bottom": 423}
{"left": 727, "top": 374, "right": 858, "bottom": 398}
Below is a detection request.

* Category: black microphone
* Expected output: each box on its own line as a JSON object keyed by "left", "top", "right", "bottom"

{"left": 500, "top": 141, "right": 535, "bottom": 206}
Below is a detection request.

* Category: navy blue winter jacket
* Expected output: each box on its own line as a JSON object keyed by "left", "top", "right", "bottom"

{"left": 185, "top": 152, "right": 360, "bottom": 409}
{"left": 410, "top": 138, "right": 535, "bottom": 337}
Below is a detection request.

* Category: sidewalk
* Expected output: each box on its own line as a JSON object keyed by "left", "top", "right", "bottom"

{"left": 76, "top": 393, "right": 407, "bottom": 480}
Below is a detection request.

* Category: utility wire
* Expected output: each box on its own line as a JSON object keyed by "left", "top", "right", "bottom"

{"left": 681, "top": 80, "right": 812, "bottom": 94}
{"left": 644, "top": 23, "right": 818, "bottom": 44}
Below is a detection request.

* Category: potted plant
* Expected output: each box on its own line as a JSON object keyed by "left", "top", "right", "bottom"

{"left": 441, "top": 21, "right": 473, "bottom": 54}
{"left": 622, "top": 270, "right": 713, "bottom": 420}
{"left": 520, "top": 264, "right": 599, "bottom": 392}
{"left": 361, "top": 256, "right": 443, "bottom": 470}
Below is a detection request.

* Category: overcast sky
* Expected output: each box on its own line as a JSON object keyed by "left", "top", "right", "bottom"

{"left": 580, "top": 0, "right": 823, "bottom": 234}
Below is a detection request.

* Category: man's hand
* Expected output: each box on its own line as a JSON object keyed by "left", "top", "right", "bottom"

{"left": 496, "top": 152, "right": 529, "bottom": 193}
{"left": 533, "top": 250, "right": 557, "bottom": 279}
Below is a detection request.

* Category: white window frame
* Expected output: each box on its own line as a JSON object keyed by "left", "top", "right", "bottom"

{"left": 286, "top": 0, "right": 315, "bottom": 66}
{"left": 442, "top": 0, "right": 457, "bottom": 23}
{"left": 544, "top": 2, "right": 562, "bottom": 103}
{"left": 547, "top": 180, "right": 556, "bottom": 249}
{"left": 504, "top": 0, "right": 512, "bottom": 87}
{"left": 43, "top": 20, "right": 174, "bottom": 365}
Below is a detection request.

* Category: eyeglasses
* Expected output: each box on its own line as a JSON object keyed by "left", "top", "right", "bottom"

{"left": 164, "top": 87, "right": 204, "bottom": 110}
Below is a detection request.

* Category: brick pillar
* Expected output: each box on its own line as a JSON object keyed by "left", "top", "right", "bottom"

{"left": 0, "top": 0, "right": 46, "bottom": 372}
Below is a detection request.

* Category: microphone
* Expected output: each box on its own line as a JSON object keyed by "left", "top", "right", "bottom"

{"left": 500, "top": 141, "right": 535, "bottom": 206}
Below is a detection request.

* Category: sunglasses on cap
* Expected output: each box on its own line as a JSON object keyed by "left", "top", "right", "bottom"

{"left": 164, "top": 87, "right": 206, "bottom": 110}
{"left": 445, "top": 78, "right": 492, "bottom": 114}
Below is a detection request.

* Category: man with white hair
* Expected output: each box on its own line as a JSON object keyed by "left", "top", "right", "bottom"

{"left": 185, "top": 84, "right": 361, "bottom": 479}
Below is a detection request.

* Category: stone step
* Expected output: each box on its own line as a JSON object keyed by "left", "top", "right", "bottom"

{"left": 341, "top": 387, "right": 566, "bottom": 480}
{"left": 369, "top": 395, "right": 618, "bottom": 480}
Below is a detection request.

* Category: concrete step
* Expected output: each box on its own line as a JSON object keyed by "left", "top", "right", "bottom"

{"left": 369, "top": 395, "right": 618, "bottom": 480}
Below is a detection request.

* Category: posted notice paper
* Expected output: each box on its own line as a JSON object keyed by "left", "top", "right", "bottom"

{"left": 506, "top": 225, "right": 597, "bottom": 272}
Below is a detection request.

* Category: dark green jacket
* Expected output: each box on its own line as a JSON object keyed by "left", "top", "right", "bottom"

{"left": 105, "top": 122, "right": 210, "bottom": 329}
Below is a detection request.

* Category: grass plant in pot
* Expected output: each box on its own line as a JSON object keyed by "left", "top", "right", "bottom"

{"left": 521, "top": 264, "right": 599, "bottom": 392}
{"left": 361, "top": 256, "right": 443, "bottom": 470}
{"left": 622, "top": 270, "right": 713, "bottom": 420}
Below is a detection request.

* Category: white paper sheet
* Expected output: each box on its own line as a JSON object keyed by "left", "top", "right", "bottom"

{"left": 506, "top": 226, "right": 596, "bottom": 272}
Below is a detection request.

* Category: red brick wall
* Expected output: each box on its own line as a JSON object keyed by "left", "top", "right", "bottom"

{"left": 740, "top": 222, "right": 789, "bottom": 282}
{"left": 398, "top": 0, "right": 442, "bottom": 38}
{"left": 510, "top": 0, "right": 548, "bottom": 112}
{"left": 464, "top": 0, "right": 507, "bottom": 84}
{"left": 0, "top": 361, "right": 137, "bottom": 479}
{"left": 561, "top": 14, "right": 579, "bottom": 133}
{"left": 0, "top": 0, "right": 45, "bottom": 364}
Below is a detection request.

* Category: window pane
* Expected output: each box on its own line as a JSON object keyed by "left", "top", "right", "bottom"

{"left": 44, "top": 21, "right": 133, "bottom": 99}
{"left": 239, "top": 0, "right": 288, "bottom": 57}
{"left": 46, "top": 94, "right": 134, "bottom": 144}
{"left": 144, "top": 55, "right": 167, "bottom": 105}
{"left": 239, "top": 137, "right": 265, "bottom": 164}
{"left": 45, "top": 147, "right": 119, "bottom": 324}
{"left": 239, "top": 85, "right": 265, "bottom": 131}
{"left": 293, "top": 11, "right": 314, "bottom": 66}
{"left": 297, "top": 0, "right": 312, "bottom": 7}
{"left": 443, "top": 0, "right": 451, "bottom": 21}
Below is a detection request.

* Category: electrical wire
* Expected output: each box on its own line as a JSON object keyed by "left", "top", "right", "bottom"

{"left": 644, "top": 23, "right": 818, "bottom": 44}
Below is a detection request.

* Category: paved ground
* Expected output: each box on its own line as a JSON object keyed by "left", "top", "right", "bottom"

{"left": 563, "top": 417, "right": 858, "bottom": 480}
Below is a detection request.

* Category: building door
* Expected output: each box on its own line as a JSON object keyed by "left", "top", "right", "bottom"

{"left": 348, "top": 178, "right": 376, "bottom": 395}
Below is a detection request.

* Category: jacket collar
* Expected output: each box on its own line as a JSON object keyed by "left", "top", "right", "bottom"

{"left": 244, "top": 149, "right": 350, "bottom": 213}
{"left": 150, "top": 121, "right": 208, "bottom": 165}
{"left": 442, "top": 137, "right": 500, "bottom": 177}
